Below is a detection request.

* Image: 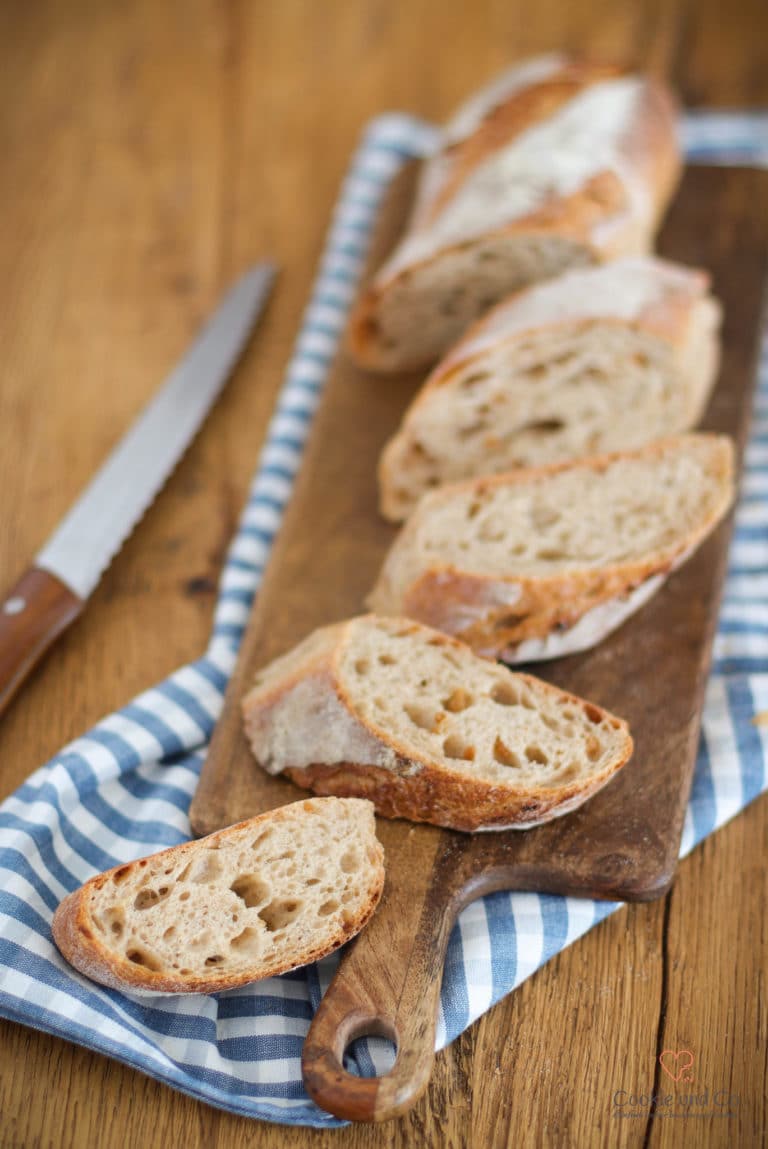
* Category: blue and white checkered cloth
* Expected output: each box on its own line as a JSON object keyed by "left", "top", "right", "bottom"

{"left": 1, "top": 112, "right": 767, "bottom": 1128}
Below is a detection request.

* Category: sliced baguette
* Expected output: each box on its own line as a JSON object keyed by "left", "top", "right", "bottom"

{"left": 52, "top": 797, "right": 384, "bottom": 994}
{"left": 348, "top": 56, "right": 680, "bottom": 372}
{"left": 369, "top": 434, "right": 735, "bottom": 662}
{"left": 241, "top": 615, "right": 633, "bottom": 832}
{"left": 379, "top": 257, "right": 722, "bottom": 521}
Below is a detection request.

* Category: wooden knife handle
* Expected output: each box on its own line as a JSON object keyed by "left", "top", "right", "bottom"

{"left": 0, "top": 567, "right": 83, "bottom": 716}
{"left": 302, "top": 830, "right": 461, "bottom": 1122}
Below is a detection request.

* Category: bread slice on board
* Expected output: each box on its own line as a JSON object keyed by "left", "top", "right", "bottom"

{"left": 369, "top": 434, "right": 734, "bottom": 662}
{"left": 241, "top": 615, "right": 633, "bottom": 832}
{"left": 379, "top": 257, "right": 722, "bottom": 521}
{"left": 348, "top": 55, "right": 681, "bottom": 372}
{"left": 52, "top": 797, "right": 384, "bottom": 994}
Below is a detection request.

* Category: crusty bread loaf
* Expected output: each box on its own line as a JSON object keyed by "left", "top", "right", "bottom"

{"left": 369, "top": 434, "right": 734, "bottom": 662}
{"left": 241, "top": 615, "right": 633, "bottom": 832}
{"left": 348, "top": 55, "right": 681, "bottom": 372}
{"left": 52, "top": 797, "right": 384, "bottom": 994}
{"left": 379, "top": 257, "right": 722, "bottom": 521}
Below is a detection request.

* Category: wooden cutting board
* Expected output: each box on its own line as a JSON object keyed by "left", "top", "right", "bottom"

{"left": 190, "top": 164, "right": 767, "bottom": 1122}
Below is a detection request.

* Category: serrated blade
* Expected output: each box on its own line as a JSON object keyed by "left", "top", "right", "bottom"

{"left": 35, "top": 263, "right": 275, "bottom": 600}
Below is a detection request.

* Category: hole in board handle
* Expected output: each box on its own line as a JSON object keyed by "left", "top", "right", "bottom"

{"left": 342, "top": 1018, "right": 399, "bottom": 1079}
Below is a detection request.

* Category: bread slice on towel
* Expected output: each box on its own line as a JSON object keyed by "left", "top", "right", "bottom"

{"left": 369, "top": 434, "right": 734, "bottom": 662}
{"left": 379, "top": 257, "right": 722, "bottom": 521}
{"left": 52, "top": 797, "right": 384, "bottom": 994}
{"left": 241, "top": 615, "right": 633, "bottom": 832}
{"left": 348, "top": 55, "right": 680, "bottom": 371}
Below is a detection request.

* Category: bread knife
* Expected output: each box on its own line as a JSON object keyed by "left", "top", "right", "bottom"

{"left": 0, "top": 262, "right": 276, "bottom": 716}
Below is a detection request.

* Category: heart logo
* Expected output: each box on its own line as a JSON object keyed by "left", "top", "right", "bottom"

{"left": 659, "top": 1049, "right": 695, "bottom": 1082}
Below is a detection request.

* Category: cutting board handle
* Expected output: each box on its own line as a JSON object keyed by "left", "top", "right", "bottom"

{"left": 302, "top": 838, "right": 462, "bottom": 1122}
{"left": 302, "top": 929, "right": 450, "bottom": 1122}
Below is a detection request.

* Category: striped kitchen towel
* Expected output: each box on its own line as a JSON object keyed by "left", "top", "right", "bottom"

{"left": 0, "top": 112, "right": 767, "bottom": 1128}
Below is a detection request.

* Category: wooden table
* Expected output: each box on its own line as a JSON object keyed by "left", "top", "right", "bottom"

{"left": 0, "top": 2, "right": 765, "bottom": 1146}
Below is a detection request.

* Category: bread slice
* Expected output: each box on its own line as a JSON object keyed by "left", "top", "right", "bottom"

{"left": 379, "top": 257, "right": 722, "bottom": 521}
{"left": 369, "top": 434, "right": 734, "bottom": 662}
{"left": 241, "top": 615, "right": 633, "bottom": 832}
{"left": 52, "top": 797, "right": 384, "bottom": 994}
{"left": 348, "top": 56, "right": 680, "bottom": 372}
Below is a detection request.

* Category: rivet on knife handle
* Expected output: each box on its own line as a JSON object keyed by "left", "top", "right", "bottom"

{"left": 0, "top": 568, "right": 83, "bottom": 715}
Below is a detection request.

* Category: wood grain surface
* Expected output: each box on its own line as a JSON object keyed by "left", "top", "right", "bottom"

{"left": 190, "top": 160, "right": 766, "bottom": 1123}
{"left": 0, "top": 1, "right": 766, "bottom": 1146}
